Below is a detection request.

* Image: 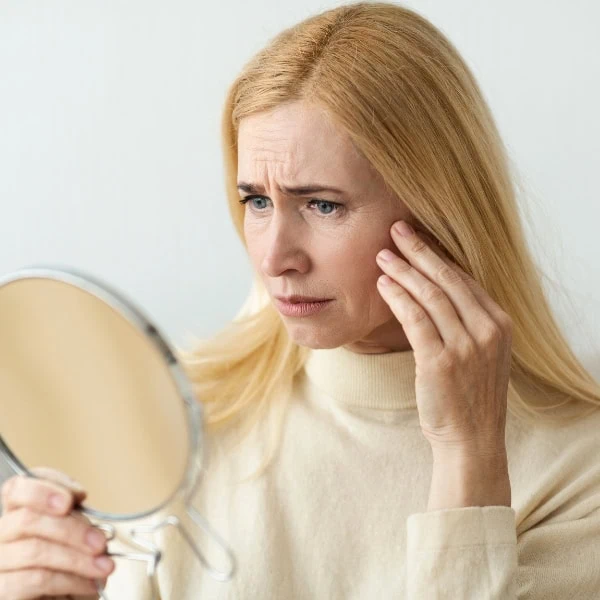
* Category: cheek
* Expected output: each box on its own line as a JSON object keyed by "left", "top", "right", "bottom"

{"left": 333, "top": 249, "right": 384, "bottom": 295}
{"left": 349, "top": 245, "right": 398, "bottom": 306}
{"left": 243, "top": 224, "right": 263, "bottom": 261}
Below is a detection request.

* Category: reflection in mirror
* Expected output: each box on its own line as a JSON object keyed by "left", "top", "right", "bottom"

{"left": 0, "top": 276, "right": 190, "bottom": 517}
{"left": 0, "top": 267, "right": 236, "bottom": 599}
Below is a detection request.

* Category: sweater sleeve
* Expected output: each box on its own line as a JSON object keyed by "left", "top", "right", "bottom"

{"left": 405, "top": 504, "right": 600, "bottom": 599}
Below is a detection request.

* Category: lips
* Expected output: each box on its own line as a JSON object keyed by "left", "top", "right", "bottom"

{"left": 275, "top": 297, "right": 333, "bottom": 317}
{"left": 277, "top": 296, "right": 330, "bottom": 303}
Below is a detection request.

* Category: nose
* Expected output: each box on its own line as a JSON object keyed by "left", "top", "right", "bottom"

{"left": 260, "top": 215, "right": 309, "bottom": 278}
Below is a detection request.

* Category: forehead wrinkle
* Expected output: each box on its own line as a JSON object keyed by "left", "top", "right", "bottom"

{"left": 244, "top": 139, "right": 297, "bottom": 161}
{"left": 250, "top": 153, "right": 291, "bottom": 163}
{"left": 242, "top": 154, "right": 303, "bottom": 193}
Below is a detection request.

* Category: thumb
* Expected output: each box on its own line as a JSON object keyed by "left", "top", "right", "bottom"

{"left": 28, "top": 465, "right": 88, "bottom": 502}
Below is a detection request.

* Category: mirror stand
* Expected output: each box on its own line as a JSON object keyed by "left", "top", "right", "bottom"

{"left": 94, "top": 468, "right": 236, "bottom": 599}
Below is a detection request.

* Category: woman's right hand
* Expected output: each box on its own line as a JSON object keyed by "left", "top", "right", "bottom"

{"left": 0, "top": 466, "right": 116, "bottom": 599}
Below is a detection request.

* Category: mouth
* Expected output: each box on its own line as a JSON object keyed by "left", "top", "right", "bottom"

{"left": 275, "top": 295, "right": 331, "bottom": 303}
{"left": 274, "top": 297, "right": 333, "bottom": 317}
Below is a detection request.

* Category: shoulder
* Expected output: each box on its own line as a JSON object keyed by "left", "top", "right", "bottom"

{"left": 507, "top": 401, "right": 600, "bottom": 458}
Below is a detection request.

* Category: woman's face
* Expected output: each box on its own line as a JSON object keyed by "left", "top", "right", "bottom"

{"left": 238, "top": 100, "right": 413, "bottom": 354}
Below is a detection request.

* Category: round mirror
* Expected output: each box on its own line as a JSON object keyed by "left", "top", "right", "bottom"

{"left": 0, "top": 265, "right": 235, "bottom": 596}
{"left": 0, "top": 266, "right": 195, "bottom": 518}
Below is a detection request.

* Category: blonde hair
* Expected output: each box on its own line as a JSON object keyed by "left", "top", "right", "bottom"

{"left": 177, "top": 1, "right": 600, "bottom": 482}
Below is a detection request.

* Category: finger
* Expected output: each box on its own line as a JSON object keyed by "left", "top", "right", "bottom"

{"left": 69, "top": 510, "right": 114, "bottom": 543}
{"left": 376, "top": 247, "right": 465, "bottom": 347}
{"left": 29, "top": 467, "right": 88, "bottom": 501}
{"left": 377, "top": 270, "right": 444, "bottom": 357}
{"left": 389, "top": 221, "right": 493, "bottom": 342}
{"left": 414, "top": 228, "right": 454, "bottom": 263}
{"left": 418, "top": 227, "right": 513, "bottom": 335}
{"left": 0, "top": 507, "right": 108, "bottom": 556}
{"left": 0, "top": 537, "right": 115, "bottom": 580}
{"left": 0, "top": 568, "right": 98, "bottom": 599}
{"left": 1, "top": 474, "right": 86, "bottom": 517}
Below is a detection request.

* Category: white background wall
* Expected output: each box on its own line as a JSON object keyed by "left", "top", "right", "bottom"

{"left": 1, "top": 0, "right": 599, "bottom": 377}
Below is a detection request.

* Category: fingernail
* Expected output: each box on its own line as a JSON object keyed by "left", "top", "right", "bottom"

{"left": 86, "top": 528, "right": 106, "bottom": 550}
{"left": 94, "top": 555, "right": 114, "bottom": 572}
{"left": 48, "top": 494, "right": 69, "bottom": 511}
{"left": 377, "top": 249, "right": 394, "bottom": 262}
{"left": 394, "top": 221, "right": 414, "bottom": 237}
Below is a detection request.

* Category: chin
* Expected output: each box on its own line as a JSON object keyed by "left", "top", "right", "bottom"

{"left": 284, "top": 323, "right": 350, "bottom": 349}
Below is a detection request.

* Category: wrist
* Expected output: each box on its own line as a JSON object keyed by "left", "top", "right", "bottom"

{"left": 427, "top": 451, "right": 511, "bottom": 511}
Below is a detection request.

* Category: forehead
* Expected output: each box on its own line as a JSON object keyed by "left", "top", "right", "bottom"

{"left": 237, "top": 102, "right": 370, "bottom": 182}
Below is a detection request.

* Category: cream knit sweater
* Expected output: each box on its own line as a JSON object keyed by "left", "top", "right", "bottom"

{"left": 103, "top": 346, "right": 600, "bottom": 599}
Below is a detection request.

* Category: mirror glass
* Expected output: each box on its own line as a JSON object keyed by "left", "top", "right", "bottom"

{"left": 0, "top": 274, "right": 191, "bottom": 517}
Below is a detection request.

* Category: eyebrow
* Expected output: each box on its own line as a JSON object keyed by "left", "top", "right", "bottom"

{"left": 237, "top": 182, "right": 345, "bottom": 196}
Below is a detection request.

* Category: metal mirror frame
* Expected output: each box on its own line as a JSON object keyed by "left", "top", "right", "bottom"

{"left": 0, "top": 265, "right": 236, "bottom": 598}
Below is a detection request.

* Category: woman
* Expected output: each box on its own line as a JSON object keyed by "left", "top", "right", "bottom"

{"left": 1, "top": 2, "right": 599, "bottom": 598}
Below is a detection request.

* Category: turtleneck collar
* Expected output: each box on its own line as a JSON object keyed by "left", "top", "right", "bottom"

{"left": 302, "top": 345, "right": 418, "bottom": 410}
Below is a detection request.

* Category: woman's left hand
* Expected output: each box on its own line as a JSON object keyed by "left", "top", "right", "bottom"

{"left": 375, "top": 219, "right": 513, "bottom": 464}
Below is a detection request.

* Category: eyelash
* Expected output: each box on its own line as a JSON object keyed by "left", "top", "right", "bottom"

{"left": 238, "top": 195, "right": 343, "bottom": 217}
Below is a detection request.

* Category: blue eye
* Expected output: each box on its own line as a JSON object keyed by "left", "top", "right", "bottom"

{"left": 239, "top": 196, "right": 269, "bottom": 210}
{"left": 238, "top": 195, "right": 342, "bottom": 217}
{"left": 313, "top": 200, "right": 336, "bottom": 215}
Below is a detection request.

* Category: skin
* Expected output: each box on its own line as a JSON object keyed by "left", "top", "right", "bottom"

{"left": 0, "top": 107, "right": 509, "bottom": 600}
{"left": 239, "top": 100, "right": 513, "bottom": 509}
{"left": 238, "top": 100, "right": 414, "bottom": 355}
{"left": 0, "top": 103, "right": 510, "bottom": 599}
{"left": 0, "top": 467, "right": 113, "bottom": 597}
